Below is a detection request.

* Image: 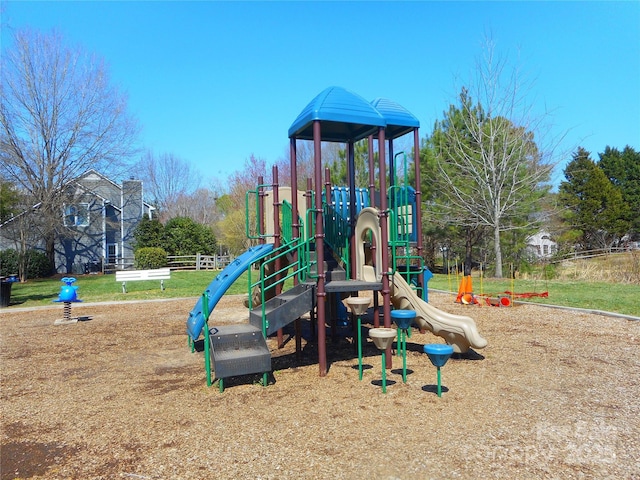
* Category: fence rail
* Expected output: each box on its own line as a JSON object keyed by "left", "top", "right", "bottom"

{"left": 100, "top": 254, "right": 232, "bottom": 274}
{"left": 167, "top": 254, "right": 232, "bottom": 270}
{"left": 551, "top": 247, "right": 638, "bottom": 264}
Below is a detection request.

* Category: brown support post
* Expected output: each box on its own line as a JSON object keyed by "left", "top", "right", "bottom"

{"left": 313, "top": 121, "right": 327, "bottom": 376}
{"left": 413, "top": 128, "right": 424, "bottom": 294}
{"left": 347, "top": 142, "right": 358, "bottom": 280}
{"left": 272, "top": 166, "right": 285, "bottom": 348}
{"left": 368, "top": 134, "right": 379, "bottom": 327}
{"left": 324, "top": 167, "right": 332, "bottom": 212}
{"left": 373, "top": 292, "right": 380, "bottom": 328}
{"left": 388, "top": 138, "right": 395, "bottom": 276}
{"left": 377, "top": 127, "right": 392, "bottom": 369}
{"left": 290, "top": 138, "right": 302, "bottom": 357}
{"left": 388, "top": 138, "right": 395, "bottom": 191}
{"left": 290, "top": 138, "right": 300, "bottom": 243}
{"left": 307, "top": 177, "right": 316, "bottom": 340}
{"left": 258, "top": 176, "right": 265, "bottom": 244}
{"left": 325, "top": 167, "right": 338, "bottom": 343}
{"left": 368, "top": 134, "right": 375, "bottom": 202}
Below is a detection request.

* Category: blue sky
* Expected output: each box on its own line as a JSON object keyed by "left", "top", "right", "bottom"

{"left": 2, "top": 1, "right": 639, "bottom": 188}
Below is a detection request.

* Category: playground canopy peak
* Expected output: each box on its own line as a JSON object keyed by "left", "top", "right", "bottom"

{"left": 288, "top": 86, "right": 386, "bottom": 142}
{"left": 370, "top": 97, "right": 420, "bottom": 140}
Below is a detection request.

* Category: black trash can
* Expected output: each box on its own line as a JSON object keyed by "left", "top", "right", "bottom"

{"left": 0, "top": 278, "right": 13, "bottom": 308}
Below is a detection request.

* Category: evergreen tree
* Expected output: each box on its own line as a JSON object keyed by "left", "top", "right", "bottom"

{"left": 132, "top": 216, "right": 164, "bottom": 251}
{"left": 328, "top": 139, "right": 372, "bottom": 188}
{"left": 163, "top": 217, "right": 217, "bottom": 256}
{"left": 559, "top": 148, "right": 631, "bottom": 249}
{"left": 598, "top": 145, "right": 640, "bottom": 238}
{"left": 0, "top": 179, "right": 20, "bottom": 223}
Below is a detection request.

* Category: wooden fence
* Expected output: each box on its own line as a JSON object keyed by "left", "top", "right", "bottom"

{"left": 166, "top": 254, "right": 232, "bottom": 271}
{"left": 550, "top": 247, "right": 637, "bottom": 264}
{"left": 102, "top": 254, "right": 232, "bottom": 273}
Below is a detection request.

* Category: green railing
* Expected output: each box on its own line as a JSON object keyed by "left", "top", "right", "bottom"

{"left": 245, "top": 185, "right": 274, "bottom": 241}
{"left": 323, "top": 202, "right": 350, "bottom": 278}
{"left": 247, "top": 237, "right": 316, "bottom": 336}
{"left": 388, "top": 153, "right": 426, "bottom": 299}
{"left": 281, "top": 200, "right": 294, "bottom": 244}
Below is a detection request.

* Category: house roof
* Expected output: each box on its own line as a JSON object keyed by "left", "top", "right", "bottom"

{"left": 0, "top": 171, "right": 155, "bottom": 228}
{"left": 73, "top": 169, "right": 155, "bottom": 211}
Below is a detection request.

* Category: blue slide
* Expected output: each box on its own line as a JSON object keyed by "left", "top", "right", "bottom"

{"left": 186, "top": 243, "right": 274, "bottom": 340}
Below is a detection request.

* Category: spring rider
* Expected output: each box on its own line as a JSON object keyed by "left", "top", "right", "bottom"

{"left": 54, "top": 277, "right": 82, "bottom": 325}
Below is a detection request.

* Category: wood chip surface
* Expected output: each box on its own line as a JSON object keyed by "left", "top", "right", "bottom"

{"left": 1, "top": 292, "right": 638, "bottom": 479}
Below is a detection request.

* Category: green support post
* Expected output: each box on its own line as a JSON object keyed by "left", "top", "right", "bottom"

{"left": 401, "top": 329, "right": 407, "bottom": 383}
{"left": 202, "top": 294, "right": 212, "bottom": 387}
{"left": 358, "top": 317, "right": 363, "bottom": 380}
{"left": 381, "top": 351, "right": 387, "bottom": 394}
{"left": 391, "top": 310, "right": 414, "bottom": 384}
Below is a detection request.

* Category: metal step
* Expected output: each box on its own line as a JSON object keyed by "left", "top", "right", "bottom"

{"left": 308, "top": 249, "right": 346, "bottom": 281}
{"left": 249, "top": 283, "right": 315, "bottom": 336}
{"left": 208, "top": 324, "right": 271, "bottom": 379}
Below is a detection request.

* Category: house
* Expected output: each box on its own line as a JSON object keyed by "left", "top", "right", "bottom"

{"left": 526, "top": 230, "right": 558, "bottom": 259}
{"left": 0, "top": 170, "right": 155, "bottom": 274}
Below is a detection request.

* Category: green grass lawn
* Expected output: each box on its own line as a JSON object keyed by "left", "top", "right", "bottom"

{"left": 4, "top": 270, "right": 639, "bottom": 318}
{"left": 427, "top": 274, "right": 639, "bottom": 317}
{"left": 6, "top": 271, "right": 248, "bottom": 308}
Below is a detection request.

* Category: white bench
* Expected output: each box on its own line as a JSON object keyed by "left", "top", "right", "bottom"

{"left": 115, "top": 268, "right": 171, "bottom": 293}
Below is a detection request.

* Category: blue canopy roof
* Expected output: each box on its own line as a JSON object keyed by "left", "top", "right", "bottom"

{"left": 288, "top": 86, "right": 386, "bottom": 142}
{"left": 289, "top": 87, "right": 420, "bottom": 143}
{"left": 370, "top": 97, "right": 420, "bottom": 140}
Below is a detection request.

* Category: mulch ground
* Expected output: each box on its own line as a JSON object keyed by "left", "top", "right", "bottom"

{"left": 1, "top": 292, "right": 639, "bottom": 479}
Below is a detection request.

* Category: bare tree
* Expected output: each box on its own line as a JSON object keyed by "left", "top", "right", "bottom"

{"left": 219, "top": 154, "right": 269, "bottom": 253}
{"left": 0, "top": 194, "right": 43, "bottom": 281}
{"left": 432, "top": 38, "right": 562, "bottom": 277}
{"left": 135, "top": 150, "right": 202, "bottom": 222}
{"left": 167, "top": 188, "right": 222, "bottom": 226}
{"left": 0, "top": 29, "right": 139, "bottom": 269}
{"left": 275, "top": 140, "right": 343, "bottom": 189}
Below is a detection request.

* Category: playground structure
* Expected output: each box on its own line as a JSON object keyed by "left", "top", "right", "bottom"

{"left": 186, "top": 86, "right": 486, "bottom": 386}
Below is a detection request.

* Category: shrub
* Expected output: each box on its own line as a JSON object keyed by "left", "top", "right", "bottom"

{"left": 135, "top": 247, "right": 167, "bottom": 269}
{"left": 26, "top": 250, "right": 51, "bottom": 278}
{"left": 0, "top": 249, "right": 50, "bottom": 279}
{"left": 133, "top": 217, "right": 164, "bottom": 251}
{"left": 0, "top": 249, "right": 19, "bottom": 276}
{"left": 542, "top": 263, "right": 558, "bottom": 280}
{"left": 163, "top": 217, "right": 217, "bottom": 256}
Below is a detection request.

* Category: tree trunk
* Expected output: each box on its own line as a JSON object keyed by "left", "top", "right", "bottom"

{"left": 18, "top": 230, "right": 27, "bottom": 283}
{"left": 45, "top": 234, "right": 56, "bottom": 276}
{"left": 464, "top": 229, "right": 473, "bottom": 276}
{"left": 493, "top": 224, "right": 503, "bottom": 278}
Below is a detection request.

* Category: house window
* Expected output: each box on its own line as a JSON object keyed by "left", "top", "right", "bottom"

{"left": 543, "top": 245, "right": 549, "bottom": 255}
{"left": 64, "top": 203, "right": 89, "bottom": 227}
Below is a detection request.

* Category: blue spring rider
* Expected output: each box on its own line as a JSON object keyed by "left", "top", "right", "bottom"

{"left": 54, "top": 277, "right": 82, "bottom": 322}
{"left": 54, "top": 277, "right": 81, "bottom": 303}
